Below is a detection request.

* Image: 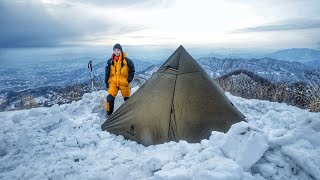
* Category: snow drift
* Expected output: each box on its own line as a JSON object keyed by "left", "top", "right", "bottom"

{"left": 0, "top": 88, "right": 319, "bottom": 180}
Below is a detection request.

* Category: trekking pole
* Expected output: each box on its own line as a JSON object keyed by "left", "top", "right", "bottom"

{"left": 88, "top": 60, "right": 94, "bottom": 91}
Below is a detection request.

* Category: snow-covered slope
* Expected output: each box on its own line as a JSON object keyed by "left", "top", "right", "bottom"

{"left": 0, "top": 89, "right": 319, "bottom": 179}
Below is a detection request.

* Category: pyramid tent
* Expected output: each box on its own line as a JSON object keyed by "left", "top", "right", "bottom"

{"left": 101, "top": 45, "right": 245, "bottom": 146}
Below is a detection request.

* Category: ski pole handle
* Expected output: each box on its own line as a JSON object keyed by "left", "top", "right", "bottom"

{"left": 88, "top": 61, "right": 92, "bottom": 71}
{"left": 88, "top": 60, "right": 94, "bottom": 90}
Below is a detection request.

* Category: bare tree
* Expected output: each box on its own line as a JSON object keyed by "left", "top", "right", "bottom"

{"left": 20, "top": 93, "right": 39, "bottom": 109}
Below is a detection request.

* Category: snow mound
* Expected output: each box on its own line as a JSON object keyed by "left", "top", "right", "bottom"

{"left": 219, "top": 122, "right": 269, "bottom": 170}
{"left": 0, "top": 90, "right": 319, "bottom": 180}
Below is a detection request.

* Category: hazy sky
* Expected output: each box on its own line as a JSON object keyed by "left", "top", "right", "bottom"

{"left": 1, "top": 0, "right": 320, "bottom": 49}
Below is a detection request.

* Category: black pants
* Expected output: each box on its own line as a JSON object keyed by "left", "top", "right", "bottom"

{"left": 106, "top": 95, "right": 129, "bottom": 115}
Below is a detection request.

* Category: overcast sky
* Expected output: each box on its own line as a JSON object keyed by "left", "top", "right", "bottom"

{"left": 1, "top": 0, "right": 320, "bottom": 49}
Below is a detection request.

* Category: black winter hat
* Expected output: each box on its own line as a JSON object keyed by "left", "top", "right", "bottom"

{"left": 113, "top": 43, "right": 122, "bottom": 51}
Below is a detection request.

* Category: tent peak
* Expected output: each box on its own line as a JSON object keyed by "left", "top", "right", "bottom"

{"left": 177, "top": 45, "right": 186, "bottom": 52}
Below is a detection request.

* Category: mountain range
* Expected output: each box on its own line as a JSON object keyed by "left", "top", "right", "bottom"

{"left": 266, "top": 48, "right": 320, "bottom": 63}
{"left": 206, "top": 48, "right": 320, "bottom": 66}
{"left": 197, "top": 57, "right": 320, "bottom": 86}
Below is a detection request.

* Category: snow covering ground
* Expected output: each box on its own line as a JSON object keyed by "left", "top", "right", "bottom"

{"left": 0, "top": 87, "right": 320, "bottom": 180}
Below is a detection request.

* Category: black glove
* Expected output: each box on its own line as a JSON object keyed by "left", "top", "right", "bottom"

{"left": 106, "top": 83, "right": 109, "bottom": 89}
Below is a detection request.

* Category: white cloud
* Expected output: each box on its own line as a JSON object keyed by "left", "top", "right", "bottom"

{"left": 2, "top": 0, "right": 320, "bottom": 49}
{"left": 90, "top": 0, "right": 320, "bottom": 49}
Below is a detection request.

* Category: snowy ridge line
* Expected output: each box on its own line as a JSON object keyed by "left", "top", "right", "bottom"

{"left": 0, "top": 89, "right": 319, "bottom": 179}
{"left": 197, "top": 57, "right": 320, "bottom": 87}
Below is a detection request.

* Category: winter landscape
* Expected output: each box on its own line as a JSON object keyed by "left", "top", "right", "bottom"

{"left": 1, "top": 47, "right": 320, "bottom": 180}
{"left": 1, "top": 0, "right": 320, "bottom": 180}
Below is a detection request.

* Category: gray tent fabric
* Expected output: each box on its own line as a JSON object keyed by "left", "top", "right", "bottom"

{"left": 101, "top": 45, "right": 245, "bottom": 146}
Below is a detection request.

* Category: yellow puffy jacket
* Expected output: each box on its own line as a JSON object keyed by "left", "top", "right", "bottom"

{"left": 105, "top": 52, "right": 135, "bottom": 87}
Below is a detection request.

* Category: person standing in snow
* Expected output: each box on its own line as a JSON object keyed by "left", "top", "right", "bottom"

{"left": 105, "top": 43, "right": 135, "bottom": 116}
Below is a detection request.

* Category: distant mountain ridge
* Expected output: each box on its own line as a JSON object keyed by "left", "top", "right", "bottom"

{"left": 266, "top": 48, "right": 320, "bottom": 63}
{"left": 197, "top": 57, "right": 320, "bottom": 87}
{"left": 206, "top": 48, "right": 320, "bottom": 67}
